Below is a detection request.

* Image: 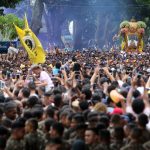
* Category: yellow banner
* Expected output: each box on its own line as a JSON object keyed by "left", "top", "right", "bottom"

{"left": 14, "top": 14, "right": 46, "bottom": 64}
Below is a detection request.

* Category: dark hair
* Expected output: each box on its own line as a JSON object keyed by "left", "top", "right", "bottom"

{"left": 99, "top": 129, "right": 110, "bottom": 143}
{"left": 113, "top": 127, "right": 125, "bottom": 140}
{"left": 0, "top": 108, "right": 3, "bottom": 117}
{"left": 22, "top": 87, "right": 30, "bottom": 98}
{"left": 0, "top": 94, "right": 5, "bottom": 103}
{"left": 14, "top": 89, "right": 20, "bottom": 98}
{"left": 54, "top": 94, "right": 62, "bottom": 108}
{"left": 27, "top": 118, "right": 38, "bottom": 131}
{"left": 72, "top": 140, "right": 87, "bottom": 150}
{"left": 107, "top": 85, "right": 116, "bottom": 94}
{"left": 23, "top": 110, "right": 33, "bottom": 120}
{"left": 51, "top": 122, "right": 64, "bottom": 137}
{"left": 133, "top": 90, "right": 141, "bottom": 98}
{"left": 79, "top": 101, "right": 89, "bottom": 111}
{"left": 91, "top": 93, "right": 101, "bottom": 104}
{"left": 0, "top": 125, "right": 9, "bottom": 136}
{"left": 110, "top": 114, "right": 121, "bottom": 125}
{"left": 27, "top": 96, "right": 39, "bottom": 108}
{"left": 130, "top": 127, "right": 143, "bottom": 141}
{"left": 73, "top": 63, "right": 81, "bottom": 71}
{"left": 96, "top": 123, "right": 106, "bottom": 131}
{"left": 82, "top": 88, "right": 92, "bottom": 100}
{"left": 44, "top": 119, "right": 55, "bottom": 132}
{"left": 28, "top": 82, "right": 36, "bottom": 90}
{"left": 72, "top": 114, "right": 85, "bottom": 125}
{"left": 99, "top": 116, "right": 109, "bottom": 128}
{"left": 31, "top": 107, "right": 44, "bottom": 120}
{"left": 46, "top": 106, "right": 55, "bottom": 118}
{"left": 132, "top": 98, "right": 145, "bottom": 114}
{"left": 55, "top": 62, "right": 61, "bottom": 69}
{"left": 12, "top": 120, "right": 25, "bottom": 129}
{"left": 138, "top": 113, "right": 148, "bottom": 128}
{"left": 86, "top": 128, "right": 99, "bottom": 135}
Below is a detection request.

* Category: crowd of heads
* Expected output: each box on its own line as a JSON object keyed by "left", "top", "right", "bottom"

{"left": 0, "top": 46, "right": 150, "bottom": 150}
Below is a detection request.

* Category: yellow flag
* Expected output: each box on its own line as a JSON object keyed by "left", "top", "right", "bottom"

{"left": 14, "top": 14, "right": 46, "bottom": 64}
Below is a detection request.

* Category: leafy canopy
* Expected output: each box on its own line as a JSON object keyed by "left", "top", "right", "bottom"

{"left": 0, "top": 14, "right": 24, "bottom": 41}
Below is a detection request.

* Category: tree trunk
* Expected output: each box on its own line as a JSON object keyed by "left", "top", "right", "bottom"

{"left": 31, "top": 0, "right": 44, "bottom": 35}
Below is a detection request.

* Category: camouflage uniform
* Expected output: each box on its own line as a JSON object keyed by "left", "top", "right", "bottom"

{"left": 143, "top": 140, "right": 150, "bottom": 150}
{"left": 121, "top": 141, "right": 146, "bottom": 150}
{"left": 88, "top": 143, "right": 111, "bottom": 150}
{"left": 110, "top": 140, "right": 125, "bottom": 150}
{"left": 24, "top": 130, "right": 45, "bottom": 150}
{"left": 5, "top": 137, "right": 25, "bottom": 150}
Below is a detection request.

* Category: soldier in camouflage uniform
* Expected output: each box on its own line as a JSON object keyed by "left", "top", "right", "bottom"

{"left": 5, "top": 121, "right": 25, "bottom": 150}
{"left": 24, "top": 118, "right": 45, "bottom": 150}
{"left": 121, "top": 127, "right": 146, "bottom": 150}
{"left": 110, "top": 127, "right": 125, "bottom": 150}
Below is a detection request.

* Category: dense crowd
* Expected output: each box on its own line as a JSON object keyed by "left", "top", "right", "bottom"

{"left": 0, "top": 47, "right": 150, "bottom": 150}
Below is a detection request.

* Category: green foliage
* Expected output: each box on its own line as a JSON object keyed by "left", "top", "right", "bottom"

{"left": 137, "top": 21, "right": 147, "bottom": 28}
{"left": 0, "top": 14, "right": 24, "bottom": 41}
{"left": 120, "top": 21, "right": 130, "bottom": 28}
{"left": 0, "top": 0, "right": 22, "bottom": 8}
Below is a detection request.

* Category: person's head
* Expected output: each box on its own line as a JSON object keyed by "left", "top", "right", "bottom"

{"left": 138, "top": 113, "right": 148, "bottom": 128}
{"left": 31, "top": 105, "right": 44, "bottom": 121}
{"left": 54, "top": 94, "right": 62, "bottom": 108}
{"left": 4, "top": 102, "right": 17, "bottom": 120}
{"left": 44, "top": 118, "right": 55, "bottom": 133}
{"left": 99, "top": 116, "right": 110, "bottom": 128}
{"left": 93, "top": 102, "right": 107, "bottom": 113}
{"left": 113, "top": 127, "right": 125, "bottom": 141}
{"left": 79, "top": 101, "right": 89, "bottom": 111}
{"left": 0, "top": 108, "right": 3, "bottom": 123}
{"left": 59, "top": 111, "right": 70, "bottom": 127}
{"left": 99, "top": 129, "right": 110, "bottom": 144}
{"left": 110, "top": 114, "right": 121, "bottom": 127}
{"left": 71, "top": 114, "right": 85, "bottom": 129}
{"left": 85, "top": 128, "right": 99, "bottom": 145}
{"left": 72, "top": 139, "right": 87, "bottom": 150}
{"left": 50, "top": 122, "right": 64, "bottom": 138}
{"left": 25, "top": 118, "right": 38, "bottom": 133}
{"left": 28, "top": 81, "right": 36, "bottom": 91}
{"left": 130, "top": 127, "right": 143, "bottom": 142}
{"left": 55, "top": 62, "right": 61, "bottom": 69}
{"left": 82, "top": 87, "right": 92, "bottom": 100}
{"left": 87, "top": 111, "right": 99, "bottom": 128}
{"left": 45, "top": 138, "right": 64, "bottom": 150}
{"left": 132, "top": 98, "right": 145, "bottom": 114}
{"left": 11, "top": 121, "right": 25, "bottom": 140}
{"left": 91, "top": 93, "right": 101, "bottom": 104}
{"left": 44, "top": 91, "right": 53, "bottom": 106}
{"left": 123, "top": 123, "right": 136, "bottom": 137}
{"left": 27, "top": 96, "right": 39, "bottom": 108}
{"left": 18, "top": 87, "right": 30, "bottom": 99}
{"left": 31, "top": 65, "right": 42, "bottom": 76}
{"left": 45, "top": 105, "right": 56, "bottom": 119}
{"left": 0, "top": 125, "right": 9, "bottom": 149}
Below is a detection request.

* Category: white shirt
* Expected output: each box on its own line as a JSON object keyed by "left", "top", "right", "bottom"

{"left": 39, "top": 71, "right": 54, "bottom": 92}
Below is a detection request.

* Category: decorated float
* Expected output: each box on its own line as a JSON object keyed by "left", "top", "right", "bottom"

{"left": 120, "top": 19, "right": 146, "bottom": 53}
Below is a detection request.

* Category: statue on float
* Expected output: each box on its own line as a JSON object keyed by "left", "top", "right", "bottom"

{"left": 120, "top": 19, "right": 146, "bottom": 53}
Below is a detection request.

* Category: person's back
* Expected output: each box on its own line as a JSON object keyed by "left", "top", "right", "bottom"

{"left": 6, "top": 136, "right": 25, "bottom": 150}
{"left": 5, "top": 121, "right": 25, "bottom": 150}
{"left": 121, "top": 127, "right": 146, "bottom": 150}
{"left": 25, "top": 130, "right": 45, "bottom": 150}
{"left": 25, "top": 118, "right": 45, "bottom": 150}
{"left": 110, "top": 127, "right": 125, "bottom": 150}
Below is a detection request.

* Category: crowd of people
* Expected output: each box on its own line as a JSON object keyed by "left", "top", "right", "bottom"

{"left": 0, "top": 47, "right": 150, "bottom": 150}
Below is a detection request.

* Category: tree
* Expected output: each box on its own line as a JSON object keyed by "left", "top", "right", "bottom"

{"left": 31, "top": 0, "right": 150, "bottom": 49}
{"left": 0, "top": 14, "right": 24, "bottom": 41}
{"left": 0, "top": 0, "right": 22, "bottom": 8}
